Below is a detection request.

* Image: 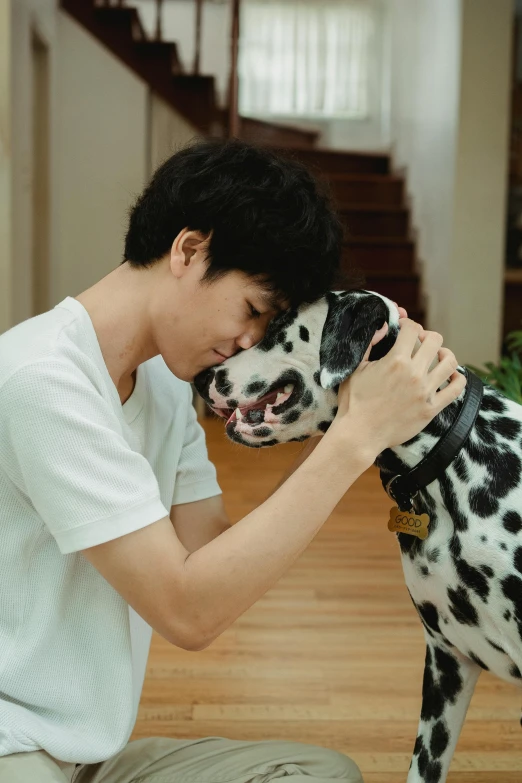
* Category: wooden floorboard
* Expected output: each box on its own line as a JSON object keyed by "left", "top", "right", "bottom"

{"left": 132, "top": 418, "right": 522, "bottom": 780}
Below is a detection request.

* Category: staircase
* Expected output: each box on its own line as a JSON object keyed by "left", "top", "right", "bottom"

{"left": 283, "top": 148, "right": 424, "bottom": 322}
{"left": 60, "top": 0, "right": 424, "bottom": 324}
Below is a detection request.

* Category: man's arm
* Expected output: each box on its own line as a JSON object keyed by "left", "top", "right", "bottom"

{"left": 169, "top": 436, "right": 323, "bottom": 553}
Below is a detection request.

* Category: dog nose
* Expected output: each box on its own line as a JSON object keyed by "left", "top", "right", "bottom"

{"left": 193, "top": 367, "right": 215, "bottom": 397}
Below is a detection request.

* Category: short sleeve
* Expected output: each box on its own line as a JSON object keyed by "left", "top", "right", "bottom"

{"left": 171, "top": 387, "right": 222, "bottom": 506}
{"left": 0, "top": 359, "right": 170, "bottom": 554}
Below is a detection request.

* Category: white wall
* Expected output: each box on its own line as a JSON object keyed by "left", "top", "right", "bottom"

{"left": 389, "top": 0, "right": 513, "bottom": 366}
{"left": 2, "top": 0, "right": 199, "bottom": 331}
{"left": 54, "top": 12, "right": 149, "bottom": 301}
{"left": 134, "top": 0, "right": 232, "bottom": 107}
{"left": 0, "top": 1, "right": 11, "bottom": 334}
{"left": 9, "top": 0, "right": 58, "bottom": 327}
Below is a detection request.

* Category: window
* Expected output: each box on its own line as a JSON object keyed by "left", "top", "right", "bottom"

{"left": 238, "top": 0, "right": 381, "bottom": 119}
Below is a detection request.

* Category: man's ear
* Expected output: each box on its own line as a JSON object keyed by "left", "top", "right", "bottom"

{"left": 319, "top": 291, "right": 393, "bottom": 389}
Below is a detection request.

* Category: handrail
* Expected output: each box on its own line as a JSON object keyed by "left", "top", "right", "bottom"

{"left": 154, "top": 0, "right": 163, "bottom": 40}
{"left": 228, "top": 0, "right": 240, "bottom": 138}
{"left": 194, "top": 0, "right": 203, "bottom": 74}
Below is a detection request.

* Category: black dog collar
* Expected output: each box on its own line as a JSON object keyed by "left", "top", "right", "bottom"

{"left": 383, "top": 369, "right": 484, "bottom": 512}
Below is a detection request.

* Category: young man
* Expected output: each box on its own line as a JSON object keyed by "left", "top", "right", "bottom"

{"left": 0, "top": 139, "right": 464, "bottom": 783}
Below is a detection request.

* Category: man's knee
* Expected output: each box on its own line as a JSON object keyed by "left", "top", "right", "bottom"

{"left": 314, "top": 746, "right": 363, "bottom": 782}
{"left": 272, "top": 741, "right": 363, "bottom": 783}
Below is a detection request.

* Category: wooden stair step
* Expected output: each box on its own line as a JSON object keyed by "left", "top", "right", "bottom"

{"left": 327, "top": 174, "right": 404, "bottom": 206}
{"left": 342, "top": 237, "right": 416, "bottom": 274}
{"left": 134, "top": 40, "right": 183, "bottom": 76}
{"left": 238, "top": 116, "right": 319, "bottom": 149}
{"left": 340, "top": 205, "right": 409, "bottom": 238}
{"left": 281, "top": 147, "right": 391, "bottom": 175}
{"left": 358, "top": 271, "right": 421, "bottom": 310}
{"left": 93, "top": 5, "right": 146, "bottom": 41}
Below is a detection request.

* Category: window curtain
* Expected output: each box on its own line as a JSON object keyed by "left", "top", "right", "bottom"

{"left": 238, "top": 0, "right": 378, "bottom": 118}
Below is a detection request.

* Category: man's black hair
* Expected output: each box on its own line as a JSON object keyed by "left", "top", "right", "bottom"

{"left": 123, "top": 137, "right": 357, "bottom": 309}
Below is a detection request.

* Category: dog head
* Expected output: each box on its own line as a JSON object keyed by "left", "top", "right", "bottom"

{"left": 193, "top": 290, "right": 400, "bottom": 447}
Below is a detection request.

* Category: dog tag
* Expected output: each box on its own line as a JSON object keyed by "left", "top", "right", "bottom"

{"left": 388, "top": 507, "right": 430, "bottom": 540}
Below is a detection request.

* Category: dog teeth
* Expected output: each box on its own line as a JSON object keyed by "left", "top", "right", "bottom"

{"left": 275, "top": 393, "right": 285, "bottom": 403}
{"left": 235, "top": 408, "right": 242, "bottom": 421}
{"left": 284, "top": 384, "right": 294, "bottom": 394}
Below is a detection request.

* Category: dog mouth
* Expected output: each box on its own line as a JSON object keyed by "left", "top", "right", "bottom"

{"left": 210, "top": 372, "right": 303, "bottom": 435}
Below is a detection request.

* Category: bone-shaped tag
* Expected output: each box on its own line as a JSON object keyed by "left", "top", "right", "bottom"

{"left": 388, "top": 506, "right": 430, "bottom": 540}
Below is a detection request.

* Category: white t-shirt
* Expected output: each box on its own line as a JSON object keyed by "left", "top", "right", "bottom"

{"left": 0, "top": 296, "right": 222, "bottom": 763}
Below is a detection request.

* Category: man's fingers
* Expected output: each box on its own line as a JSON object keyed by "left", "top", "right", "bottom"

{"left": 426, "top": 348, "right": 458, "bottom": 390}
{"left": 391, "top": 318, "right": 424, "bottom": 357}
{"left": 433, "top": 371, "right": 467, "bottom": 413}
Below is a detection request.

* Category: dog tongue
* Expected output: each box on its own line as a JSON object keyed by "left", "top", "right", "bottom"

{"left": 224, "top": 386, "right": 293, "bottom": 427}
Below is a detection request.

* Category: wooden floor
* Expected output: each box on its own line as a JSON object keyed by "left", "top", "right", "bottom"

{"left": 132, "top": 418, "right": 522, "bottom": 781}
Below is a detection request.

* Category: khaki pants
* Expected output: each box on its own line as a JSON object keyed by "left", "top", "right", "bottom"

{"left": 0, "top": 736, "right": 364, "bottom": 783}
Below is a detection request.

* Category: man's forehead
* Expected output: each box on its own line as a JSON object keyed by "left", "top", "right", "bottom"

{"left": 257, "top": 287, "right": 290, "bottom": 313}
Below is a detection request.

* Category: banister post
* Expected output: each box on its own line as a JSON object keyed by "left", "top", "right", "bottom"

{"left": 228, "top": 0, "right": 240, "bottom": 138}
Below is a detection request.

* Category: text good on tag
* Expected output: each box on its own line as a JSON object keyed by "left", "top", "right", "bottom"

{"left": 388, "top": 506, "right": 430, "bottom": 540}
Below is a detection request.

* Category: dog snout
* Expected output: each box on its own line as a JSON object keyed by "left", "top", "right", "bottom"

{"left": 193, "top": 367, "right": 215, "bottom": 400}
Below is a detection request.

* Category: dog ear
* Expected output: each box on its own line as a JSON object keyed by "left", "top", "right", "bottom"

{"left": 319, "top": 291, "right": 393, "bottom": 389}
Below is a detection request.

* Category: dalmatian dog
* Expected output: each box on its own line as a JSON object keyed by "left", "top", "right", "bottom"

{"left": 193, "top": 290, "right": 522, "bottom": 783}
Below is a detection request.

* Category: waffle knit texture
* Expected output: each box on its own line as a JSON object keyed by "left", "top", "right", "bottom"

{"left": 0, "top": 296, "right": 222, "bottom": 763}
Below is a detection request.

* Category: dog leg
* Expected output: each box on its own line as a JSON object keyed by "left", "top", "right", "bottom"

{"left": 406, "top": 639, "right": 481, "bottom": 783}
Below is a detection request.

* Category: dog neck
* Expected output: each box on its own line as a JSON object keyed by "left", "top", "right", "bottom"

{"left": 376, "top": 338, "right": 466, "bottom": 471}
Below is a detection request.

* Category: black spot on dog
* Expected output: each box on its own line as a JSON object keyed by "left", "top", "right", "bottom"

{"left": 490, "top": 451, "right": 521, "bottom": 497}
{"left": 452, "top": 454, "right": 469, "bottom": 483}
{"left": 283, "top": 342, "right": 293, "bottom": 353}
{"left": 313, "top": 370, "right": 321, "bottom": 386}
{"left": 426, "top": 760, "right": 443, "bottom": 783}
{"left": 413, "top": 734, "right": 425, "bottom": 757}
{"left": 480, "top": 535, "right": 487, "bottom": 543}
{"left": 282, "top": 409, "right": 301, "bottom": 425}
{"left": 487, "top": 638, "right": 505, "bottom": 653}
{"left": 318, "top": 421, "right": 331, "bottom": 433}
{"left": 420, "top": 663, "right": 444, "bottom": 722}
{"left": 244, "top": 381, "right": 268, "bottom": 397}
{"left": 496, "top": 418, "right": 522, "bottom": 440}
{"left": 475, "top": 415, "right": 497, "bottom": 445}
{"left": 289, "top": 435, "right": 309, "bottom": 443}
{"left": 259, "top": 439, "right": 279, "bottom": 447}
{"left": 299, "top": 325, "right": 310, "bottom": 342}
{"left": 301, "top": 390, "right": 313, "bottom": 408}
{"left": 276, "top": 332, "right": 286, "bottom": 345}
{"left": 420, "top": 565, "right": 430, "bottom": 577}
{"left": 501, "top": 575, "right": 522, "bottom": 637}
{"left": 215, "top": 369, "right": 232, "bottom": 398}
{"left": 500, "top": 542, "right": 508, "bottom": 551}
{"left": 469, "top": 652, "right": 489, "bottom": 670}
{"left": 454, "top": 558, "right": 490, "bottom": 601}
{"left": 436, "top": 646, "right": 463, "bottom": 702}
{"left": 503, "top": 510, "right": 522, "bottom": 534}
{"left": 504, "top": 609, "right": 512, "bottom": 621}
{"left": 447, "top": 586, "right": 479, "bottom": 626}
{"left": 430, "top": 720, "right": 450, "bottom": 758}
{"left": 417, "top": 747, "right": 429, "bottom": 777}
{"left": 465, "top": 438, "right": 500, "bottom": 467}
{"left": 510, "top": 664, "right": 522, "bottom": 679}
{"left": 469, "top": 487, "right": 499, "bottom": 518}
{"left": 439, "top": 475, "right": 468, "bottom": 531}
{"left": 481, "top": 393, "right": 507, "bottom": 413}
{"left": 514, "top": 547, "right": 522, "bottom": 575}
{"left": 427, "top": 548, "right": 441, "bottom": 564}
{"left": 331, "top": 406, "right": 338, "bottom": 416}
{"left": 226, "top": 399, "right": 238, "bottom": 409}
{"left": 480, "top": 564, "right": 494, "bottom": 578}
{"left": 253, "top": 426, "right": 273, "bottom": 438}
{"left": 417, "top": 602, "right": 441, "bottom": 634}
